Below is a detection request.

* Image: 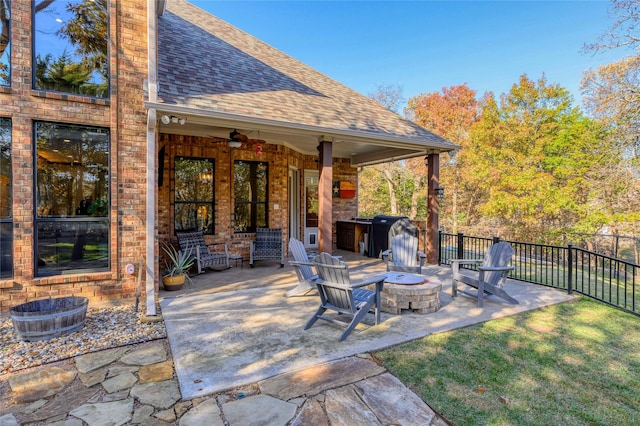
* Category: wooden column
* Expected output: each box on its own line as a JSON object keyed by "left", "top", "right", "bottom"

{"left": 426, "top": 153, "right": 440, "bottom": 264}
{"left": 318, "top": 140, "right": 333, "bottom": 254}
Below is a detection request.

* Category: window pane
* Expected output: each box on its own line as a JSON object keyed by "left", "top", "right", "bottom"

{"left": 175, "top": 158, "right": 213, "bottom": 202}
{"left": 233, "top": 161, "right": 268, "bottom": 233}
{"left": 36, "top": 220, "right": 109, "bottom": 275}
{"left": 0, "top": 117, "right": 11, "bottom": 279}
{"left": 0, "top": 221, "right": 11, "bottom": 279}
{"left": 0, "top": 2, "right": 10, "bottom": 86}
{"left": 175, "top": 203, "right": 213, "bottom": 233}
{"left": 0, "top": 117, "right": 10, "bottom": 218}
{"left": 174, "top": 158, "right": 214, "bottom": 234}
{"left": 33, "top": 0, "right": 109, "bottom": 97}
{"left": 36, "top": 122, "right": 109, "bottom": 218}
{"left": 35, "top": 122, "right": 109, "bottom": 276}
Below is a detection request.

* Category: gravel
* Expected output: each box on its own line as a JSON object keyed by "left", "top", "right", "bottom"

{"left": 0, "top": 304, "right": 166, "bottom": 375}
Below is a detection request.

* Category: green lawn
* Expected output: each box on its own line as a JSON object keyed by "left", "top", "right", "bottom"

{"left": 374, "top": 298, "right": 640, "bottom": 425}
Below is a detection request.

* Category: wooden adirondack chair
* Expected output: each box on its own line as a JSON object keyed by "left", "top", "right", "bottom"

{"left": 381, "top": 233, "right": 426, "bottom": 274}
{"left": 176, "top": 231, "right": 230, "bottom": 274}
{"left": 450, "top": 241, "right": 518, "bottom": 307}
{"left": 286, "top": 237, "right": 318, "bottom": 297}
{"left": 250, "top": 228, "right": 285, "bottom": 267}
{"left": 306, "top": 252, "right": 387, "bottom": 341}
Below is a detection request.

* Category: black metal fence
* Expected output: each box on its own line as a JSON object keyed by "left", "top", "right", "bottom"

{"left": 439, "top": 232, "right": 639, "bottom": 316}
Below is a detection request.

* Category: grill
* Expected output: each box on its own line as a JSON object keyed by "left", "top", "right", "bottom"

{"left": 368, "top": 215, "right": 411, "bottom": 258}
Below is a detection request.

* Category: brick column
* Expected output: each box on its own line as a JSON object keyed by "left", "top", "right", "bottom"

{"left": 426, "top": 153, "right": 440, "bottom": 264}
{"left": 318, "top": 140, "right": 333, "bottom": 254}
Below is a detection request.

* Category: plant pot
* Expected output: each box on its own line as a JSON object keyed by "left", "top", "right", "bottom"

{"left": 163, "top": 274, "right": 186, "bottom": 291}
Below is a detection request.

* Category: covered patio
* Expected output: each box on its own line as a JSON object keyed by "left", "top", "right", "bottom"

{"left": 159, "top": 251, "right": 575, "bottom": 399}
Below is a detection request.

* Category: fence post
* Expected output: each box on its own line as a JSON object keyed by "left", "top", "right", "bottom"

{"left": 567, "top": 244, "right": 573, "bottom": 295}
{"left": 457, "top": 233, "right": 464, "bottom": 259}
{"left": 438, "top": 230, "right": 442, "bottom": 265}
{"left": 493, "top": 236, "right": 500, "bottom": 244}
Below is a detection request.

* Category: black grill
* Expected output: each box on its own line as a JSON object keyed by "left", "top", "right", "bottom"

{"left": 368, "top": 215, "right": 410, "bottom": 258}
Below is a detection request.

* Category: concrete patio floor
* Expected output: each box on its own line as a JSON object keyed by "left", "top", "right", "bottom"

{"left": 159, "top": 250, "right": 576, "bottom": 400}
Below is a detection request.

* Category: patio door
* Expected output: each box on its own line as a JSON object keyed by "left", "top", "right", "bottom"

{"left": 288, "top": 168, "right": 300, "bottom": 241}
{"left": 303, "top": 170, "right": 318, "bottom": 249}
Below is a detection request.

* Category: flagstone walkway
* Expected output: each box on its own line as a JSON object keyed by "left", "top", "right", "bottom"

{"left": 1, "top": 339, "right": 449, "bottom": 425}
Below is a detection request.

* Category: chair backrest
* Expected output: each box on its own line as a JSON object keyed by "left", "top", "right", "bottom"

{"left": 176, "top": 231, "right": 209, "bottom": 256}
{"left": 482, "top": 242, "right": 514, "bottom": 285}
{"left": 289, "top": 237, "right": 313, "bottom": 280}
{"left": 313, "top": 252, "right": 355, "bottom": 312}
{"left": 255, "top": 228, "right": 282, "bottom": 247}
{"left": 390, "top": 233, "right": 419, "bottom": 267}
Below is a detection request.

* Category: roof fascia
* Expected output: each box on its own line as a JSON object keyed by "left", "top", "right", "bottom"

{"left": 145, "top": 101, "right": 459, "bottom": 153}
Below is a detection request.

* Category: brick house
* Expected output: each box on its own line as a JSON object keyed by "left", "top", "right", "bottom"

{"left": 0, "top": 0, "right": 455, "bottom": 313}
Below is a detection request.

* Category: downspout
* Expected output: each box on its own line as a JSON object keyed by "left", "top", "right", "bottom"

{"left": 145, "top": 0, "right": 159, "bottom": 316}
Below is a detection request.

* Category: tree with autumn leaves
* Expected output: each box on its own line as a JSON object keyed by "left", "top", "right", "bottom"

{"left": 361, "top": 1, "right": 640, "bottom": 245}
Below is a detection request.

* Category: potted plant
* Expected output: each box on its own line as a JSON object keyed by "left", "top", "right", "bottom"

{"left": 162, "top": 243, "right": 195, "bottom": 291}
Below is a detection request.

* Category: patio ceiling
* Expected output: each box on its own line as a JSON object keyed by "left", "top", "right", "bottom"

{"left": 149, "top": 0, "right": 459, "bottom": 167}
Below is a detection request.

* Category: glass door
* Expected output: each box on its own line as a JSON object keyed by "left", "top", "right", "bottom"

{"left": 303, "top": 170, "right": 318, "bottom": 249}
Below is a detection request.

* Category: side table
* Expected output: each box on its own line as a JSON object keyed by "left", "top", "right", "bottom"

{"left": 229, "top": 255, "right": 243, "bottom": 269}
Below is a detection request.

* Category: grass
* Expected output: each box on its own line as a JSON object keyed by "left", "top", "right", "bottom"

{"left": 374, "top": 297, "right": 640, "bottom": 425}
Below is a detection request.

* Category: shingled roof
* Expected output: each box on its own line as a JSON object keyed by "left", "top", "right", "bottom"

{"left": 154, "top": 0, "right": 457, "bottom": 162}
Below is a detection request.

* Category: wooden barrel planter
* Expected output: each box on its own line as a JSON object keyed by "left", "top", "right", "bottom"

{"left": 10, "top": 296, "right": 89, "bottom": 341}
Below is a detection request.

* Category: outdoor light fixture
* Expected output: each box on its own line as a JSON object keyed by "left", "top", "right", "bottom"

{"left": 228, "top": 129, "right": 244, "bottom": 148}
{"left": 435, "top": 186, "right": 445, "bottom": 200}
{"left": 160, "top": 115, "right": 186, "bottom": 125}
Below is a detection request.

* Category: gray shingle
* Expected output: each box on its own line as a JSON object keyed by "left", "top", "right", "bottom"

{"left": 158, "top": 0, "right": 454, "bottom": 147}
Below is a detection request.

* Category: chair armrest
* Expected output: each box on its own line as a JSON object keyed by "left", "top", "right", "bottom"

{"left": 417, "top": 251, "right": 426, "bottom": 258}
{"left": 449, "top": 259, "right": 483, "bottom": 265}
{"left": 478, "top": 265, "right": 515, "bottom": 272}
{"left": 289, "top": 260, "right": 313, "bottom": 267}
{"left": 352, "top": 274, "right": 388, "bottom": 288}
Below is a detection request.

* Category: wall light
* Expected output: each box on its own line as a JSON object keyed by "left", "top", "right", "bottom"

{"left": 435, "top": 186, "right": 445, "bottom": 200}
{"left": 160, "top": 115, "right": 186, "bottom": 125}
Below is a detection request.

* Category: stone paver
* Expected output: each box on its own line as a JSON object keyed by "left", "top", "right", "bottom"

{"left": 102, "top": 372, "right": 138, "bottom": 393}
{"left": 75, "top": 347, "right": 128, "bottom": 373}
{"left": 8, "top": 367, "right": 76, "bottom": 403}
{"left": 258, "top": 356, "right": 386, "bottom": 400}
{"left": 130, "top": 379, "right": 181, "bottom": 409}
{"left": 69, "top": 398, "right": 134, "bottom": 426}
{"left": 138, "top": 360, "right": 174, "bottom": 384}
{"left": 223, "top": 394, "right": 297, "bottom": 426}
{"left": 179, "top": 398, "right": 223, "bottom": 426}
{"left": 120, "top": 342, "right": 166, "bottom": 365}
{"left": 357, "top": 373, "right": 436, "bottom": 425}
{"left": 2, "top": 340, "right": 447, "bottom": 425}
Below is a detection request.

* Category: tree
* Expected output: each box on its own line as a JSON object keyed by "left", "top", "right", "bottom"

{"left": 583, "top": 0, "right": 640, "bottom": 53}
{"left": 469, "top": 74, "right": 620, "bottom": 242}
{"left": 407, "top": 84, "right": 480, "bottom": 230}
{"left": 367, "top": 83, "right": 405, "bottom": 114}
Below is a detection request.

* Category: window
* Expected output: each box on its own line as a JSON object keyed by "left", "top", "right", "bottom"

{"left": 0, "top": 1, "right": 10, "bottom": 86}
{"left": 174, "top": 157, "right": 214, "bottom": 234}
{"left": 0, "top": 118, "right": 11, "bottom": 279}
{"left": 33, "top": 0, "right": 109, "bottom": 98}
{"left": 234, "top": 161, "right": 268, "bottom": 233}
{"left": 35, "top": 122, "right": 109, "bottom": 276}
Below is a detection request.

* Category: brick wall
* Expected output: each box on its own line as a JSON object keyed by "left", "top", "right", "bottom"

{"left": 0, "top": 1, "right": 149, "bottom": 311}
{"left": 158, "top": 135, "right": 359, "bottom": 262}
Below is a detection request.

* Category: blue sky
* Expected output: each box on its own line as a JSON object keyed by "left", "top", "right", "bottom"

{"left": 192, "top": 0, "right": 632, "bottom": 108}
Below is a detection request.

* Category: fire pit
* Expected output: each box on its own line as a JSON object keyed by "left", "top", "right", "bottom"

{"left": 10, "top": 296, "right": 88, "bottom": 341}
